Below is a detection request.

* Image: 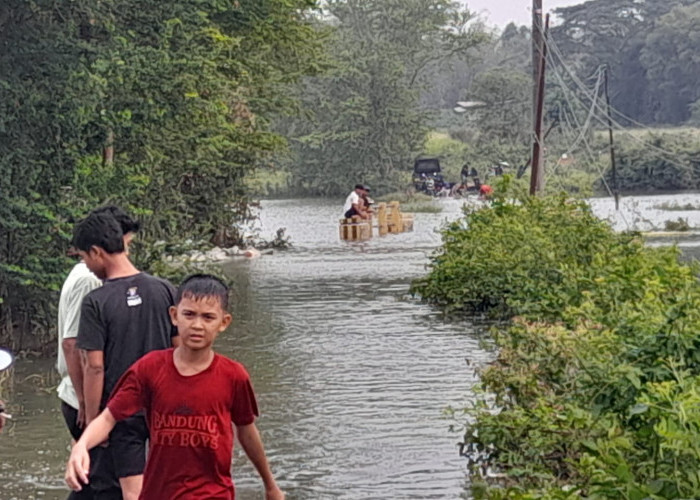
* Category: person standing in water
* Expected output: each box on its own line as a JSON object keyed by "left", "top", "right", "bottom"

{"left": 66, "top": 274, "right": 284, "bottom": 500}
{"left": 57, "top": 206, "right": 140, "bottom": 499}
{"left": 73, "top": 212, "right": 179, "bottom": 500}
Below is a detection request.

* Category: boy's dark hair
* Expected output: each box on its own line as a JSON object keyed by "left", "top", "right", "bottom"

{"left": 91, "top": 205, "right": 141, "bottom": 235}
{"left": 177, "top": 274, "right": 229, "bottom": 309}
{"left": 72, "top": 212, "right": 125, "bottom": 254}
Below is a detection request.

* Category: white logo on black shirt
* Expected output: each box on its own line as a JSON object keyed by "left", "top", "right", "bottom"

{"left": 126, "top": 287, "right": 143, "bottom": 307}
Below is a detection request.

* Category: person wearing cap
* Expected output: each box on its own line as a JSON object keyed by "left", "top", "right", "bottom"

{"left": 343, "top": 184, "right": 371, "bottom": 219}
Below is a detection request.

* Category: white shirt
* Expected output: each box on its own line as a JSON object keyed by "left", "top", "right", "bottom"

{"left": 56, "top": 262, "right": 101, "bottom": 409}
{"left": 343, "top": 191, "right": 360, "bottom": 214}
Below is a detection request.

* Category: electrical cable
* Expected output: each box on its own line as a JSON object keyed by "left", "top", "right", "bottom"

{"left": 543, "top": 31, "right": 692, "bottom": 170}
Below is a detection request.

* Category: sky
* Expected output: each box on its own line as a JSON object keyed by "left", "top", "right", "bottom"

{"left": 462, "top": 0, "right": 585, "bottom": 28}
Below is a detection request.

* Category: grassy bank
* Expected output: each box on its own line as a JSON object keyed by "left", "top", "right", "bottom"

{"left": 412, "top": 181, "right": 700, "bottom": 499}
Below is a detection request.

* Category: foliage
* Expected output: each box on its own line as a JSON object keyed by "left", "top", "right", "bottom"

{"left": 421, "top": 22, "right": 530, "bottom": 116}
{"left": 663, "top": 218, "right": 691, "bottom": 232}
{"left": 411, "top": 176, "right": 630, "bottom": 318}
{"left": 424, "top": 132, "right": 473, "bottom": 182}
{"left": 655, "top": 202, "right": 700, "bottom": 211}
{"left": 594, "top": 131, "right": 700, "bottom": 193}
{"left": 0, "top": 0, "right": 323, "bottom": 350}
{"left": 278, "top": 0, "right": 487, "bottom": 196}
{"left": 413, "top": 181, "right": 700, "bottom": 497}
{"left": 552, "top": 0, "right": 698, "bottom": 125}
{"left": 640, "top": 3, "right": 700, "bottom": 124}
{"left": 469, "top": 70, "right": 531, "bottom": 143}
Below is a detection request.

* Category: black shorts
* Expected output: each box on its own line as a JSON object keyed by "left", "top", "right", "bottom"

{"left": 61, "top": 402, "right": 122, "bottom": 499}
{"left": 109, "top": 413, "right": 149, "bottom": 478}
{"left": 344, "top": 207, "right": 360, "bottom": 218}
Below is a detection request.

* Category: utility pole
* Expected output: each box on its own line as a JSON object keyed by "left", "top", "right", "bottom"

{"left": 603, "top": 66, "right": 620, "bottom": 210}
{"left": 532, "top": 0, "right": 543, "bottom": 130}
{"left": 530, "top": 11, "right": 549, "bottom": 195}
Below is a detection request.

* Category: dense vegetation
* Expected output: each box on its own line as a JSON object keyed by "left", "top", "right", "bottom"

{"left": 413, "top": 181, "right": 700, "bottom": 498}
{"left": 0, "top": 0, "right": 323, "bottom": 350}
{"left": 258, "top": 0, "right": 700, "bottom": 199}
{"left": 272, "top": 0, "right": 487, "bottom": 196}
{"left": 552, "top": 0, "right": 700, "bottom": 126}
{"left": 2, "top": 0, "right": 700, "bottom": 346}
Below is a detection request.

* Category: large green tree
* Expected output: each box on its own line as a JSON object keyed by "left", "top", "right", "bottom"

{"left": 551, "top": 0, "right": 697, "bottom": 125}
{"left": 640, "top": 3, "right": 700, "bottom": 123}
{"left": 281, "top": 0, "right": 485, "bottom": 196}
{"left": 0, "top": 0, "right": 323, "bottom": 350}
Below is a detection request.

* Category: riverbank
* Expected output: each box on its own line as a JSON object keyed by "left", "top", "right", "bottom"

{"left": 0, "top": 198, "right": 483, "bottom": 499}
{"left": 412, "top": 187, "right": 700, "bottom": 498}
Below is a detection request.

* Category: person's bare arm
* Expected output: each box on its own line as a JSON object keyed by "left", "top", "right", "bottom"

{"left": 0, "top": 400, "right": 6, "bottom": 432}
{"left": 236, "top": 423, "right": 284, "bottom": 500}
{"left": 65, "top": 408, "right": 117, "bottom": 491}
{"left": 82, "top": 350, "right": 104, "bottom": 425}
{"left": 63, "top": 338, "right": 86, "bottom": 427}
{"left": 351, "top": 202, "right": 369, "bottom": 219}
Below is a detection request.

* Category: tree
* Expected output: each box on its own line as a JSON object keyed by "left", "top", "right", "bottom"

{"left": 0, "top": 0, "right": 324, "bottom": 350}
{"left": 469, "top": 69, "right": 531, "bottom": 143}
{"left": 282, "top": 0, "right": 486, "bottom": 196}
{"left": 640, "top": 3, "right": 700, "bottom": 123}
{"left": 551, "top": 0, "right": 697, "bottom": 125}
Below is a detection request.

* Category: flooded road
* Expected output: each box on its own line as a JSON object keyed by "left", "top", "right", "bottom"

{"left": 1, "top": 197, "right": 486, "bottom": 499}
{"left": 4, "top": 193, "right": 700, "bottom": 499}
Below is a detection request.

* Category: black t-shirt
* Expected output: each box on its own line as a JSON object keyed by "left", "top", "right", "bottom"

{"left": 77, "top": 272, "right": 177, "bottom": 407}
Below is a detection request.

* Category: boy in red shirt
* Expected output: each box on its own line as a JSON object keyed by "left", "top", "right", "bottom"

{"left": 65, "top": 274, "right": 284, "bottom": 500}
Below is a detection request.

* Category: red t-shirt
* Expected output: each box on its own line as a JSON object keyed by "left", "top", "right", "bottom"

{"left": 107, "top": 348, "right": 259, "bottom": 500}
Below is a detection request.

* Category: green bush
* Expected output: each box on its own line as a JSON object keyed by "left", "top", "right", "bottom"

{"left": 414, "top": 181, "right": 700, "bottom": 498}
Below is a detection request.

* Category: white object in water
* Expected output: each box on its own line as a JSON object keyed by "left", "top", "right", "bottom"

{"left": 0, "top": 348, "right": 14, "bottom": 371}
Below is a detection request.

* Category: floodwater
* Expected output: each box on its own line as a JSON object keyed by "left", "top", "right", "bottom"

{"left": 2, "top": 193, "right": 700, "bottom": 500}
{"left": 0, "top": 197, "right": 486, "bottom": 500}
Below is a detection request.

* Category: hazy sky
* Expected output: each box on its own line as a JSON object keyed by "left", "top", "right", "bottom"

{"left": 463, "top": 0, "right": 584, "bottom": 28}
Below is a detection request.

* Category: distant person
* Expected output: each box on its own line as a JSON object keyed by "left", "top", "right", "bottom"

{"left": 343, "top": 184, "right": 371, "bottom": 219}
{"left": 360, "top": 192, "right": 374, "bottom": 214}
{"left": 479, "top": 184, "right": 493, "bottom": 200}
{"left": 460, "top": 163, "right": 471, "bottom": 184}
{"left": 65, "top": 274, "right": 285, "bottom": 500}
{"left": 57, "top": 206, "right": 140, "bottom": 499}
{"left": 73, "top": 212, "right": 179, "bottom": 500}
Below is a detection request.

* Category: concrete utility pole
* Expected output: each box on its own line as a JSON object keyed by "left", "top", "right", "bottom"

{"left": 530, "top": 3, "right": 548, "bottom": 195}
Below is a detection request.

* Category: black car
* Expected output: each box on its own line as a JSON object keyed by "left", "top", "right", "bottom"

{"left": 412, "top": 157, "right": 446, "bottom": 195}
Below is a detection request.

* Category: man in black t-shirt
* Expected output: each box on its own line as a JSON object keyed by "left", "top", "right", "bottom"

{"left": 73, "top": 211, "right": 179, "bottom": 500}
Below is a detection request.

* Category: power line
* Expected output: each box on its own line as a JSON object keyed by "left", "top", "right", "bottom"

{"left": 542, "top": 32, "right": 692, "bottom": 170}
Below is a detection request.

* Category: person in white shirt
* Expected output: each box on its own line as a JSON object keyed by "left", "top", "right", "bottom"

{"left": 343, "top": 184, "right": 371, "bottom": 219}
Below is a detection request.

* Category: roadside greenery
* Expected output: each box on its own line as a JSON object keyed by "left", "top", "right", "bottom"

{"left": 0, "top": 0, "right": 323, "bottom": 351}
{"left": 276, "top": 0, "right": 487, "bottom": 197}
{"left": 413, "top": 179, "right": 700, "bottom": 498}
{"left": 596, "top": 131, "right": 700, "bottom": 194}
